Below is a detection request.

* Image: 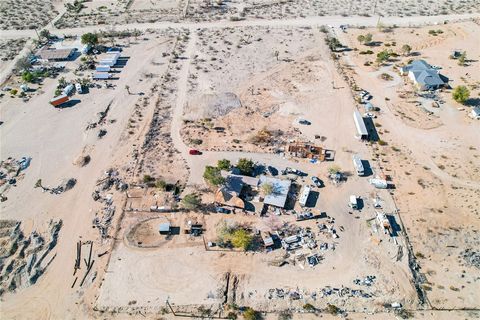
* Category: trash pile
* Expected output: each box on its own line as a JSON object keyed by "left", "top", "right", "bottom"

{"left": 35, "top": 177, "right": 77, "bottom": 195}
{"left": 0, "top": 156, "right": 31, "bottom": 202}
{"left": 269, "top": 218, "right": 340, "bottom": 267}
{"left": 353, "top": 275, "right": 376, "bottom": 287}
{"left": 265, "top": 284, "right": 374, "bottom": 301}
{"left": 460, "top": 249, "right": 480, "bottom": 270}
{"left": 0, "top": 219, "right": 62, "bottom": 296}
{"left": 91, "top": 169, "right": 128, "bottom": 239}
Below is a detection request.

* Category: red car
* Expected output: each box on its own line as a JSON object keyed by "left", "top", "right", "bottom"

{"left": 189, "top": 149, "right": 202, "bottom": 155}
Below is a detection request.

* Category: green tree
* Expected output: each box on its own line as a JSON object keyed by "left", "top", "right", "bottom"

{"left": 452, "top": 85, "right": 470, "bottom": 104}
{"left": 243, "top": 308, "right": 261, "bottom": 320}
{"left": 155, "top": 179, "right": 166, "bottom": 190}
{"left": 326, "top": 304, "right": 339, "bottom": 315}
{"left": 231, "top": 229, "right": 253, "bottom": 250}
{"left": 364, "top": 33, "right": 373, "bottom": 45}
{"left": 401, "top": 44, "right": 412, "bottom": 56}
{"left": 181, "top": 193, "right": 201, "bottom": 210}
{"left": 22, "top": 71, "right": 35, "bottom": 83}
{"left": 328, "top": 165, "right": 341, "bottom": 175}
{"left": 236, "top": 158, "right": 254, "bottom": 176}
{"left": 260, "top": 183, "right": 273, "bottom": 195}
{"left": 357, "top": 34, "right": 365, "bottom": 44}
{"left": 203, "top": 166, "right": 225, "bottom": 186}
{"left": 325, "top": 37, "right": 342, "bottom": 52}
{"left": 217, "top": 159, "right": 231, "bottom": 170}
{"left": 458, "top": 51, "right": 467, "bottom": 66}
{"left": 39, "top": 29, "right": 51, "bottom": 41}
{"left": 376, "top": 50, "right": 391, "bottom": 64}
{"left": 81, "top": 32, "right": 98, "bottom": 46}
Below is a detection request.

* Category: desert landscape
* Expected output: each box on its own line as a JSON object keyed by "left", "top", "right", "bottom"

{"left": 0, "top": 1, "right": 479, "bottom": 320}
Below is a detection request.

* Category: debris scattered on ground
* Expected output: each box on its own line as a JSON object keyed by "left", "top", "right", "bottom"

{"left": 91, "top": 169, "right": 128, "bottom": 239}
{"left": 35, "top": 178, "right": 77, "bottom": 195}
{"left": 0, "top": 219, "right": 62, "bottom": 296}
{"left": 460, "top": 249, "right": 480, "bottom": 270}
{"left": 0, "top": 156, "right": 32, "bottom": 201}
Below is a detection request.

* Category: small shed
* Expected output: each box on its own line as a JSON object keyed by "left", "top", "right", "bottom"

{"left": 158, "top": 222, "right": 171, "bottom": 234}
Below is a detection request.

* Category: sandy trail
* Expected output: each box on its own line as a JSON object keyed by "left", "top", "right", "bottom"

{"left": 1, "top": 13, "right": 478, "bottom": 39}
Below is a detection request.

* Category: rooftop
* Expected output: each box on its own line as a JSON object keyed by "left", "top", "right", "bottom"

{"left": 259, "top": 175, "right": 291, "bottom": 208}
{"left": 36, "top": 47, "right": 74, "bottom": 60}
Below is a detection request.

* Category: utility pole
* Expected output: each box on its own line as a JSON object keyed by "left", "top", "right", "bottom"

{"left": 165, "top": 298, "right": 176, "bottom": 316}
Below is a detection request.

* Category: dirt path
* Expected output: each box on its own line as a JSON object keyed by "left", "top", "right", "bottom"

{"left": 1, "top": 13, "right": 478, "bottom": 39}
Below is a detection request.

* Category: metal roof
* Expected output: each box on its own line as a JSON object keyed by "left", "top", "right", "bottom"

{"left": 353, "top": 110, "right": 368, "bottom": 137}
{"left": 36, "top": 48, "right": 74, "bottom": 60}
{"left": 158, "top": 222, "right": 170, "bottom": 232}
{"left": 259, "top": 176, "right": 291, "bottom": 208}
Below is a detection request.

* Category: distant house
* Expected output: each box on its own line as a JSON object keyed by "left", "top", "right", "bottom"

{"left": 36, "top": 47, "right": 74, "bottom": 61}
{"left": 400, "top": 60, "right": 448, "bottom": 91}
{"left": 471, "top": 107, "right": 480, "bottom": 120}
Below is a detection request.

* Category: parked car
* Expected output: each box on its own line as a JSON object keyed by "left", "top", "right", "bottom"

{"left": 189, "top": 149, "right": 202, "bottom": 155}
{"left": 311, "top": 176, "right": 323, "bottom": 187}
{"left": 298, "top": 119, "right": 311, "bottom": 125}
{"left": 216, "top": 207, "right": 231, "bottom": 214}
{"left": 267, "top": 166, "right": 278, "bottom": 176}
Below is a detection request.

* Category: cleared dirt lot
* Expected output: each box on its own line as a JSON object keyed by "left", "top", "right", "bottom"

{"left": 95, "top": 26, "right": 418, "bottom": 315}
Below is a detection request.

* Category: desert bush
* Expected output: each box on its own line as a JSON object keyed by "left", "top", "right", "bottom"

{"left": 203, "top": 166, "right": 225, "bottom": 186}
{"left": 181, "top": 193, "right": 201, "bottom": 210}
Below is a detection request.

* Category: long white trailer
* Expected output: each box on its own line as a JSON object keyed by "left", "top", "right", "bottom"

{"left": 353, "top": 155, "right": 365, "bottom": 176}
{"left": 299, "top": 186, "right": 311, "bottom": 207}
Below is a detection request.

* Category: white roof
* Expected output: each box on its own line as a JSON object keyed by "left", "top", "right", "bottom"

{"left": 353, "top": 110, "right": 368, "bottom": 136}
{"left": 259, "top": 176, "right": 291, "bottom": 208}
{"left": 158, "top": 222, "right": 170, "bottom": 232}
{"left": 299, "top": 186, "right": 311, "bottom": 206}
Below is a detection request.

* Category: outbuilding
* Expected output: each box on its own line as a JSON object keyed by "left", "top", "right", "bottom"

{"left": 158, "top": 222, "right": 171, "bottom": 235}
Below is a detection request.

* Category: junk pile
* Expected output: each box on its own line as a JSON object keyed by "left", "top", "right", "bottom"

{"left": 34, "top": 178, "right": 77, "bottom": 195}
{"left": 0, "top": 219, "right": 62, "bottom": 296}
{"left": 92, "top": 169, "right": 128, "bottom": 239}
{"left": 269, "top": 220, "right": 340, "bottom": 267}
{"left": 265, "top": 283, "right": 374, "bottom": 302}
{"left": 460, "top": 249, "right": 480, "bottom": 270}
{"left": 86, "top": 101, "right": 114, "bottom": 140}
{"left": 0, "top": 157, "right": 31, "bottom": 202}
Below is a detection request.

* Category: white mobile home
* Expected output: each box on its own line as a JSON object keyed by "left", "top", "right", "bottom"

{"left": 298, "top": 186, "right": 311, "bottom": 207}
{"left": 93, "top": 72, "right": 112, "bottom": 80}
{"left": 352, "top": 155, "right": 365, "bottom": 176}
{"left": 96, "top": 65, "right": 111, "bottom": 72}
{"left": 353, "top": 110, "right": 368, "bottom": 140}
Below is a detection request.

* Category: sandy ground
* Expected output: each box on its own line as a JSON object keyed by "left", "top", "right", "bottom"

{"left": 1, "top": 4, "right": 480, "bottom": 319}
{"left": 0, "top": 32, "right": 180, "bottom": 319}
{"left": 334, "top": 21, "right": 480, "bottom": 309}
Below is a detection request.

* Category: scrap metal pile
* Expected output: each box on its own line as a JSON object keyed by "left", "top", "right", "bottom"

{"left": 91, "top": 169, "right": 128, "bottom": 239}
{"left": 0, "top": 156, "right": 31, "bottom": 202}
{"left": 271, "top": 217, "right": 340, "bottom": 267}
